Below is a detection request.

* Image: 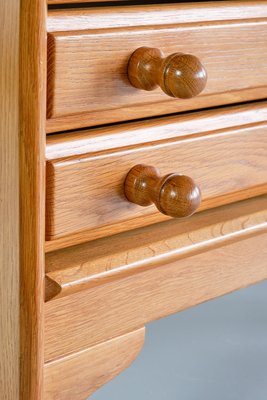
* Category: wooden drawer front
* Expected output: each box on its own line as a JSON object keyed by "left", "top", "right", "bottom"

{"left": 47, "top": 2, "right": 267, "bottom": 132}
{"left": 46, "top": 104, "right": 267, "bottom": 243}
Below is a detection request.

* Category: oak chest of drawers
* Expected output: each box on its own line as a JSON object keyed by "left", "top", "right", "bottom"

{"left": 1, "top": 1, "right": 267, "bottom": 399}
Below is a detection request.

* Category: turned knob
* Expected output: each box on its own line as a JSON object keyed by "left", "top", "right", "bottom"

{"left": 128, "top": 47, "right": 207, "bottom": 99}
{"left": 124, "top": 164, "right": 201, "bottom": 218}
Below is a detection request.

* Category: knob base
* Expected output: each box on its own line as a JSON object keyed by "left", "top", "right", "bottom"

{"left": 127, "top": 47, "right": 163, "bottom": 91}
{"left": 124, "top": 164, "right": 160, "bottom": 206}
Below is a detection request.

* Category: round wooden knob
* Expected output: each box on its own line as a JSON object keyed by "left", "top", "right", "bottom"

{"left": 128, "top": 47, "right": 207, "bottom": 99}
{"left": 124, "top": 164, "right": 201, "bottom": 218}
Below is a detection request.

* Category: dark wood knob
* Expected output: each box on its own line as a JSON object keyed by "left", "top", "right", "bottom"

{"left": 128, "top": 47, "right": 207, "bottom": 99}
{"left": 124, "top": 164, "right": 201, "bottom": 218}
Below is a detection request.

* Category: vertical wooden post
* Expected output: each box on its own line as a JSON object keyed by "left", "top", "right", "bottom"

{"left": 0, "top": 0, "right": 20, "bottom": 398}
{"left": 20, "top": 1, "right": 47, "bottom": 399}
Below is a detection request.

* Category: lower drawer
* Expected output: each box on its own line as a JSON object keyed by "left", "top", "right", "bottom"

{"left": 46, "top": 103, "right": 267, "bottom": 248}
{"left": 44, "top": 196, "right": 267, "bottom": 361}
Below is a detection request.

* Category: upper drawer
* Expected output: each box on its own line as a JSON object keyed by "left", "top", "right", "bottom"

{"left": 46, "top": 102, "right": 267, "bottom": 251}
{"left": 47, "top": 2, "right": 267, "bottom": 133}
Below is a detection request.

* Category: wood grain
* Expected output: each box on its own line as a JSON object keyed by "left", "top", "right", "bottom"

{"left": 47, "top": 16, "right": 267, "bottom": 131}
{"left": 45, "top": 102, "right": 267, "bottom": 251}
{"left": 20, "top": 1, "right": 47, "bottom": 399}
{"left": 0, "top": 0, "right": 20, "bottom": 398}
{"left": 44, "top": 328, "right": 145, "bottom": 400}
{"left": 45, "top": 195, "right": 267, "bottom": 301}
{"left": 45, "top": 101, "right": 267, "bottom": 252}
{"left": 46, "top": 119, "right": 267, "bottom": 242}
{"left": 47, "top": 88, "right": 267, "bottom": 134}
{"left": 46, "top": 101, "right": 267, "bottom": 159}
{"left": 47, "top": 2, "right": 267, "bottom": 32}
{"left": 45, "top": 227, "right": 267, "bottom": 361}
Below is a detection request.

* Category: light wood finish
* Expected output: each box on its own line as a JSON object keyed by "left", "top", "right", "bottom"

{"left": 47, "top": 8, "right": 267, "bottom": 131}
{"left": 45, "top": 221, "right": 267, "bottom": 360}
{"left": 46, "top": 101, "right": 267, "bottom": 159}
{"left": 124, "top": 164, "right": 201, "bottom": 218}
{"left": 46, "top": 102, "right": 267, "bottom": 160}
{"left": 20, "top": 1, "right": 47, "bottom": 399}
{"left": 47, "top": 3, "right": 267, "bottom": 33}
{"left": 45, "top": 102, "right": 267, "bottom": 252}
{"left": 44, "top": 328, "right": 145, "bottom": 399}
{"left": 0, "top": 1, "right": 20, "bottom": 398}
{"left": 128, "top": 47, "right": 207, "bottom": 98}
{"left": 45, "top": 195, "right": 267, "bottom": 301}
{"left": 2, "top": 1, "right": 266, "bottom": 398}
{"left": 1, "top": 1, "right": 46, "bottom": 398}
{"left": 46, "top": 112, "right": 267, "bottom": 243}
{"left": 47, "top": 89, "right": 267, "bottom": 134}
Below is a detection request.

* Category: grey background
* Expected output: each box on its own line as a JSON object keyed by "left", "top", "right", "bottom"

{"left": 90, "top": 280, "right": 267, "bottom": 400}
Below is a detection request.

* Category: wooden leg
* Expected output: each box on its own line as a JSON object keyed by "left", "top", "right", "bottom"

{"left": 44, "top": 328, "right": 145, "bottom": 400}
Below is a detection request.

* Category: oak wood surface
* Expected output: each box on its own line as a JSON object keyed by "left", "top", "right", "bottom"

{"left": 19, "top": 1, "right": 47, "bottom": 399}
{"left": 47, "top": 2, "right": 267, "bottom": 32}
{"left": 45, "top": 195, "right": 267, "bottom": 301}
{"left": 47, "top": 89, "right": 267, "bottom": 134}
{"left": 45, "top": 223, "right": 267, "bottom": 361}
{"left": 46, "top": 117, "right": 267, "bottom": 243}
{"left": 47, "top": 12, "right": 267, "bottom": 131}
{"left": 46, "top": 102, "right": 267, "bottom": 159}
{"left": 0, "top": 1, "right": 20, "bottom": 398}
{"left": 44, "top": 328, "right": 145, "bottom": 400}
{"left": 45, "top": 102, "right": 267, "bottom": 251}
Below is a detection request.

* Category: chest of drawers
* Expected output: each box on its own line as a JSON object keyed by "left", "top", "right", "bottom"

{"left": 1, "top": 1, "right": 267, "bottom": 399}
